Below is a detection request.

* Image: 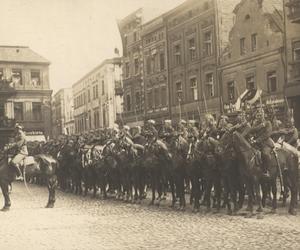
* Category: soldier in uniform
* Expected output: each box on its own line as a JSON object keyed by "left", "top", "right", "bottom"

{"left": 187, "top": 120, "right": 199, "bottom": 142}
{"left": 217, "top": 115, "right": 232, "bottom": 139}
{"left": 248, "top": 109, "right": 273, "bottom": 177}
{"left": 159, "top": 119, "right": 175, "bottom": 145}
{"left": 229, "top": 111, "right": 251, "bottom": 137}
{"left": 7, "top": 124, "right": 28, "bottom": 177}
{"left": 283, "top": 117, "right": 298, "bottom": 147}
{"left": 177, "top": 119, "right": 188, "bottom": 139}
{"left": 203, "top": 114, "right": 218, "bottom": 139}
{"left": 143, "top": 119, "right": 158, "bottom": 144}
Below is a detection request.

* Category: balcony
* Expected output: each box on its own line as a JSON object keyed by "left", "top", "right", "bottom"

{"left": 286, "top": 0, "right": 300, "bottom": 23}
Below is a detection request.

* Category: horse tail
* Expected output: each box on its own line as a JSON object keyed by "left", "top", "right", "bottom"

{"left": 22, "top": 164, "right": 35, "bottom": 199}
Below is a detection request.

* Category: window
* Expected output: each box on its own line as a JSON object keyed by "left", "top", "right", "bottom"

{"left": 147, "top": 91, "right": 153, "bottom": 109}
{"left": 14, "top": 102, "right": 23, "bottom": 121}
{"left": 246, "top": 75, "right": 255, "bottom": 90}
{"left": 31, "top": 70, "right": 40, "bottom": 86}
{"left": 293, "top": 41, "right": 300, "bottom": 61}
{"left": 133, "top": 31, "right": 137, "bottom": 42}
{"left": 204, "top": 31, "right": 212, "bottom": 57}
{"left": 32, "top": 102, "right": 42, "bottom": 121}
{"left": 134, "top": 58, "right": 139, "bottom": 75}
{"left": 0, "top": 69, "right": 3, "bottom": 80}
{"left": 267, "top": 71, "right": 277, "bottom": 93}
{"left": 154, "top": 88, "right": 160, "bottom": 107}
{"left": 176, "top": 81, "right": 183, "bottom": 102}
{"left": 240, "top": 38, "right": 246, "bottom": 55}
{"left": 88, "top": 111, "right": 92, "bottom": 129}
{"left": 126, "top": 94, "right": 131, "bottom": 111}
{"left": 146, "top": 57, "right": 151, "bottom": 74}
{"left": 12, "top": 69, "right": 22, "bottom": 85}
{"left": 188, "top": 38, "right": 196, "bottom": 61}
{"left": 174, "top": 44, "right": 181, "bottom": 66}
{"left": 160, "top": 53, "right": 165, "bottom": 71}
{"left": 227, "top": 81, "right": 235, "bottom": 101}
{"left": 88, "top": 89, "right": 91, "bottom": 102}
{"left": 94, "top": 110, "right": 100, "bottom": 128}
{"left": 190, "top": 77, "right": 198, "bottom": 101}
{"left": 251, "top": 34, "right": 257, "bottom": 52}
{"left": 135, "top": 91, "right": 140, "bottom": 110}
{"left": 102, "top": 80, "right": 105, "bottom": 95}
{"left": 205, "top": 73, "right": 214, "bottom": 97}
{"left": 125, "top": 62, "right": 130, "bottom": 78}
{"left": 95, "top": 84, "right": 99, "bottom": 98}
{"left": 161, "top": 86, "right": 167, "bottom": 106}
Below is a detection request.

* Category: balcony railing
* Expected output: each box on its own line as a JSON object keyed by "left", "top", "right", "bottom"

{"left": 286, "top": 0, "right": 300, "bottom": 23}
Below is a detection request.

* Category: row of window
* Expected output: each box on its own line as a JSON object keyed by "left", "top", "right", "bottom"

{"left": 239, "top": 33, "right": 257, "bottom": 55}
{"left": 123, "top": 31, "right": 213, "bottom": 78}
{"left": 173, "top": 31, "right": 213, "bottom": 67}
{"left": 0, "top": 68, "right": 41, "bottom": 86}
{"left": 227, "top": 71, "right": 278, "bottom": 102}
{"left": 74, "top": 82, "right": 104, "bottom": 109}
{"left": 174, "top": 73, "right": 214, "bottom": 105}
{"left": 74, "top": 108, "right": 106, "bottom": 133}
{"left": 146, "top": 86, "right": 167, "bottom": 110}
{"left": 14, "top": 102, "right": 42, "bottom": 121}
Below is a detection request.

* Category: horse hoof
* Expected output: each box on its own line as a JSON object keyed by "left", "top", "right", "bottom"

{"left": 270, "top": 208, "right": 277, "bottom": 214}
{"left": 227, "top": 209, "right": 233, "bottom": 216}
{"left": 244, "top": 213, "right": 253, "bottom": 218}
{"left": 1, "top": 206, "right": 10, "bottom": 212}
{"left": 205, "top": 208, "right": 211, "bottom": 214}
{"left": 256, "top": 213, "right": 264, "bottom": 220}
{"left": 289, "top": 209, "right": 297, "bottom": 216}
{"left": 148, "top": 201, "right": 154, "bottom": 206}
{"left": 256, "top": 207, "right": 263, "bottom": 213}
{"left": 192, "top": 208, "right": 199, "bottom": 213}
{"left": 45, "top": 203, "right": 54, "bottom": 208}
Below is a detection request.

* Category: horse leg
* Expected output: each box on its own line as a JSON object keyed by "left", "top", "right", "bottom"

{"left": 288, "top": 172, "right": 298, "bottom": 216}
{"left": 205, "top": 181, "right": 213, "bottom": 213}
{"left": 270, "top": 179, "right": 277, "bottom": 213}
{"left": 46, "top": 175, "right": 57, "bottom": 208}
{"left": 0, "top": 183, "right": 11, "bottom": 211}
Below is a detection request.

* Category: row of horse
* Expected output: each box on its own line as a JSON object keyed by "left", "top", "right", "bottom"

{"left": 34, "top": 131, "right": 299, "bottom": 216}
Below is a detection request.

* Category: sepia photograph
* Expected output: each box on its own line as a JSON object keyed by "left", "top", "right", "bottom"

{"left": 0, "top": 0, "right": 300, "bottom": 249}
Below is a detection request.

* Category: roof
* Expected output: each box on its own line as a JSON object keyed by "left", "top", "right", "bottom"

{"left": 0, "top": 46, "right": 50, "bottom": 64}
{"left": 72, "top": 57, "right": 121, "bottom": 88}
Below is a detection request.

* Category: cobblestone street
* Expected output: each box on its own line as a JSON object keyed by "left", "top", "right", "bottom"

{"left": 0, "top": 182, "right": 299, "bottom": 250}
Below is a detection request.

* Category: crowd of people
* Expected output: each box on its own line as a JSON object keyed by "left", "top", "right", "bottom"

{"left": 5, "top": 107, "right": 300, "bottom": 214}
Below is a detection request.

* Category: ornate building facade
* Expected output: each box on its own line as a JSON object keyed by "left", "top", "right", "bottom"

{"left": 0, "top": 46, "right": 52, "bottom": 139}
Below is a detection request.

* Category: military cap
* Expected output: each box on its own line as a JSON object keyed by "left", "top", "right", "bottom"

{"left": 164, "top": 119, "right": 172, "bottom": 124}
{"left": 148, "top": 119, "right": 155, "bottom": 125}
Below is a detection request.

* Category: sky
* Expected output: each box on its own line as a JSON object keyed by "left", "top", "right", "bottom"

{"left": 0, "top": 0, "right": 185, "bottom": 93}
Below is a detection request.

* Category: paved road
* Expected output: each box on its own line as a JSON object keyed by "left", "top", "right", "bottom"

{"left": 1, "top": 182, "right": 300, "bottom": 250}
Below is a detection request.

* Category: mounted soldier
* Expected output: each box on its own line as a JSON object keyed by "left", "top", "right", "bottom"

{"left": 159, "top": 119, "right": 175, "bottom": 145}
{"left": 177, "top": 119, "right": 188, "bottom": 139}
{"left": 247, "top": 109, "right": 273, "bottom": 178}
{"left": 217, "top": 115, "right": 232, "bottom": 139}
{"left": 6, "top": 123, "right": 28, "bottom": 177}
{"left": 229, "top": 111, "right": 251, "bottom": 137}
{"left": 203, "top": 114, "right": 218, "bottom": 139}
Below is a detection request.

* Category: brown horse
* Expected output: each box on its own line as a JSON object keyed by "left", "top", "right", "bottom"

{"left": 233, "top": 131, "right": 298, "bottom": 216}
{"left": 0, "top": 149, "right": 58, "bottom": 211}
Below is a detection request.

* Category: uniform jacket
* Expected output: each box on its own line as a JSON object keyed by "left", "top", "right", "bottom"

{"left": 13, "top": 130, "right": 28, "bottom": 155}
{"left": 249, "top": 120, "right": 273, "bottom": 145}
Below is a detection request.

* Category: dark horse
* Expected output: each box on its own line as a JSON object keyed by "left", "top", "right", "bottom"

{"left": 233, "top": 131, "right": 298, "bottom": 216}
{"left": 0, "top": 149, "right": 58, "bottom": 211}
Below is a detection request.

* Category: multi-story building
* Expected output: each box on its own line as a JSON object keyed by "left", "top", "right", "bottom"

{"left": 285, "top": 0, "right": 300, "bottom": 128}
{"left": 141, "top": 16, "right": 169, "bottom": 123}
{"left": 73, "top": 57, "right": 122, "bottom": 134}
{"left": 117, "top": 9, "right": 145, "bottom": 127}
{"left": 220, "top": 0, "right": 286, "bottom": 115}
{"left": 0, "top": 45, "right": 52, "bottom": 139}
{"left": 52, "top": 88, "right": 74, "bottom": 138}
{"left": 165, "top": 0, "right": 239, "bottom": 121}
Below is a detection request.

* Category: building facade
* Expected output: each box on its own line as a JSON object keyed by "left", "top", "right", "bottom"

{"left": 52, "top": 88, "right": 74, "bottom": 138}
{"left": 285, "top": 0, "right": 300, "bottom": 128}
{"left": 73, "top": 58, "right": 122, "bottom": 134}
{"left": 118, "top": 9, "right": 148, "bottom": 127}
{"left": 220, "top": 0, "right": 286, "bottom": 114}
{"left": 165, "top": 0, "right": 239, "bottom": 121}
{"left": 141, "top": 16, "right": 169, "bottom": 123}
{"left": 0, "top": 46, "right": 52, "bottom": 138}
